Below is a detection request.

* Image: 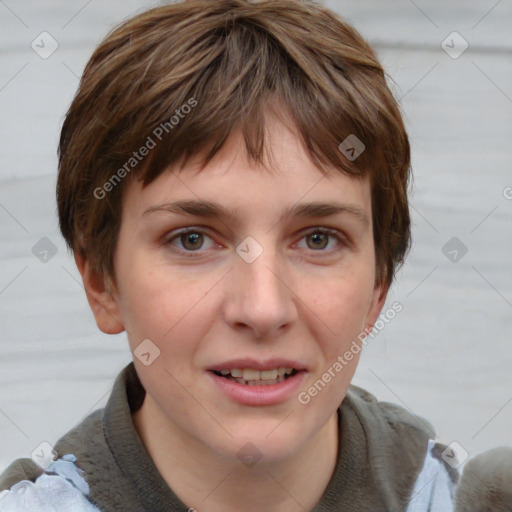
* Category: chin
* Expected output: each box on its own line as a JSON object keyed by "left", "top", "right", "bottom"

{"left": 209, "top": 420, "right": 312, "bottom": 465}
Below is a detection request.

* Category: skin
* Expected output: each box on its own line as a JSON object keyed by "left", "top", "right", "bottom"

{"left": 76, "top": 110, "right": 388, "bottom": 512}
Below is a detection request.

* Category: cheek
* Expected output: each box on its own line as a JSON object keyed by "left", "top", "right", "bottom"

{"left": 306, "top": 271, "right": 374, "bottom": 350}
{"left": 301, "top": 277, "right": 372, "bottom": 410}
{"left": 116, "top": 259, "right": 215, "bottom": 362}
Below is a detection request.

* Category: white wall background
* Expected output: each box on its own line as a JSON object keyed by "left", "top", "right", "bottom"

{"left": 0, "top": 0, "right": 511, "bottom": 473}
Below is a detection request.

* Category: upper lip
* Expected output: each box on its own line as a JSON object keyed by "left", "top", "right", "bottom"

{"left": 208, "top": 358, "right": 307, "bottom": 372}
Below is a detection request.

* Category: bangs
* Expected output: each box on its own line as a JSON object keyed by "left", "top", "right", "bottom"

{"left": 79, "top": 5, "right": 390, "bottom": 188}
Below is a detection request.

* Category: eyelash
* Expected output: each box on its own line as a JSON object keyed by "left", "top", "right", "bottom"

{"left": 163, "top": 227, "right": 348, "bottom": 258}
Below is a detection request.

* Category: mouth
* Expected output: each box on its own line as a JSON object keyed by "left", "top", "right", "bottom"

{"left": 211, "top": 367, "right": 300, "bottom": 386}
{"left": 207, "top": 361, "right": 307, "bottom": 405}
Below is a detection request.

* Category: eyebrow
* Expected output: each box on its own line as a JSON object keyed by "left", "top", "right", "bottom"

{"left": 143, "top": 199, "right": 368, "bottom": 225}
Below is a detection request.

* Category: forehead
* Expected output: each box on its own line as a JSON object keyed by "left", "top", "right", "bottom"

{"left": 122, "top": 116, "right": 372, "bottom": 227}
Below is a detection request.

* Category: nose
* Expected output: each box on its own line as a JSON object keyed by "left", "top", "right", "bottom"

{"left": 222, "top": 242, "right": 297, "bottom": 339}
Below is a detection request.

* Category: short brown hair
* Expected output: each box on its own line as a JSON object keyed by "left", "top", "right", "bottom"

{"left": 57, "top": 0, "right": 411, "bottom": 289}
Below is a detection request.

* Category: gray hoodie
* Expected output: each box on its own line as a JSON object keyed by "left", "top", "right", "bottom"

{"left": 0, "top": 363, "right": 458, "bottom": 511}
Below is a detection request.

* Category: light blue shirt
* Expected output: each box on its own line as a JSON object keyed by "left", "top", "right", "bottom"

{"left": 0, "top": 455, "right": 100, "bottom": 512}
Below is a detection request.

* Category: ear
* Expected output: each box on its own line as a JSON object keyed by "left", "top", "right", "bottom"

{"left": 74, "top": 251, "right": 125, "bottom": 334}
{"left": 364, "top": 281, "right": 389, "bottom": 333}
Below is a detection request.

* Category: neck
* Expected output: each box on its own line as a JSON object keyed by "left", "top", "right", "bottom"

{"left": 133, "top": 397, "right": 339, "bottom": 512}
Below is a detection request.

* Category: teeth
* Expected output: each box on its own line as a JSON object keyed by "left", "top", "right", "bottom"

{"left": 234, "top": 377, "right": 280, "bottom": 386}
{"left": 277, "top": 367, "right": 293, "bottom": 377}
{"left": 243, "top": 369, "right": 260, "bottom": 380}
{"left": 218, "top": 367, "right": 295, "bottom": 381}
{"left": 261, "top": 369, "right": 278, "bottom": 380}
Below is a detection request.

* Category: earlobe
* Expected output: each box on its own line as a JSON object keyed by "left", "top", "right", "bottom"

{"left": 74, "top": 251, "right": 125, "bottom": 335}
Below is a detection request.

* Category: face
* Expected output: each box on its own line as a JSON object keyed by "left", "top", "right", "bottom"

{"left": 82, "top": 113, "right": 386, "bottom": 465}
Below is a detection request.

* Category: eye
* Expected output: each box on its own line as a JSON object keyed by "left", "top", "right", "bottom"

{"left": 296, "top": 228, "right": 346, "bottom": 254}
{"left": 164, "top": 228, "right": 216, "bottom": 256}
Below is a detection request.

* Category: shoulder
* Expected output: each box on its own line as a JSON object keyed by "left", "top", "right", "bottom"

{"left": 345, "top": 384, "right": 436, "bottom": 440}
{"left": 0, "top": 458, "right": 41, "bottom": 492}
{"left": 0, "top": 455, "right": 100, "bottom": 511}
{"left": 0, "top": 410, "right": 105, "bottom": 511}
{"left": 53, "top": 409, "right": 105, "bottom": 459}
{"left": 342, "top": 385, "right": 459, "bottom": 511}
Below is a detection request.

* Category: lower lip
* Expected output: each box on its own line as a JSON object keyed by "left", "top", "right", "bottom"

{"left": 207, "top": 371, "right": 307, "bottom": 406}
